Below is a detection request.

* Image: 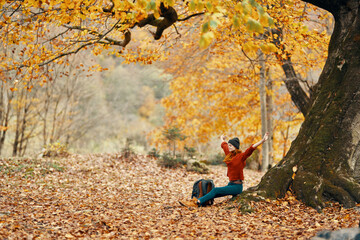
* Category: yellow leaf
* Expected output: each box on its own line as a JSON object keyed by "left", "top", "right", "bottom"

{"left": 154, "top": 9, "right": 160, "bottom": 19}
{"left": 199, "top": 31, "right": 214, "bottom": 49}
{"left": 189, "top": 0, "right": 196, "bottom": 11}
{"left": 246, "top": 17, "right": 263, "bottom": 33}
{"left": 68, "top": 2, "right": 75, "bottom": 9}
{"left": 260, "top": 43, "right": 277, "bottom": 54}
{"left": 206, "top": 2, "right": 213, "bottom": 12}
{"left": 235, "top": 2, "right": 243, "bottom": 12}
{"left": 197, "top": 1, "right": 204, "bottom": 11}
{"left": 259, "top": 13, "right": 271, "bottom": 27}
{"left": 165, "top": 0, "right": 175, "bottom": 7}
{"left": 233, "top": 15, "right": 240, "bottom": 30}
{"left": 79, "top": 13, "right": 86, "bottom": 20}
{"left": 243, "top": 41, "right": 259, "bottom": 53}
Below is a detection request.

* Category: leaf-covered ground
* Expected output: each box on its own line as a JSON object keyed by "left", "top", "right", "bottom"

{"left": 1, "top": 154, "right": 359, "bottom": 239}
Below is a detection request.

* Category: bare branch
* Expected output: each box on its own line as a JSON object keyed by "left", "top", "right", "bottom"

{"left": 173, "top": 24, "right": 181, "bottom": 37}
{"left": 38, "top": 42, "right": 94, "bottom": 67}
{"left": 43, "top": 29, "right": 71, "bottom": 44}
{"left": 178, "top": 12, "right": 205, "bottom": 21}
{"left": 9, "top": 2, "right": 22, "bottom": 17}
{"left": 63, "top": 18, "right": 131, "bottom": 47}
{"left": 241, "top": 48, "right": 256, "bottom": 70}
{"left": 29, "top": 21, "right": 131, "bottom": 68}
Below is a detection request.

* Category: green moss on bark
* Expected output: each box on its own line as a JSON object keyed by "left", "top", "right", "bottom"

{"left": 293, "top": 171, "right": 324, "bottom": 210}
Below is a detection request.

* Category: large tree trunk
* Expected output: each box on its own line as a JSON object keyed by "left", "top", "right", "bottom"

{"left": 245, "top": 0, "right": 360, "bottom": 210}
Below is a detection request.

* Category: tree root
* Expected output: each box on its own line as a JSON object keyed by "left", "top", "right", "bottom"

{"left": 323, "top": 180, "right": 355, "bottom": 208}
{"left": 292, "top": 171, "right": 325, "bottom": 211}
{"left": 333, "top": 175, "right": 360, "bottom": 202}
{"left": 291, "top": 168, "right": 360, "bottom": 210}
{"left": 232, "top": 166, "right": 360, "bottom": 212}
{"left": 322, "top": 174, "right": 360, "bottom": 208}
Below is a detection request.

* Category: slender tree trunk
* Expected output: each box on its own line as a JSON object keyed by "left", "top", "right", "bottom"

{"left": 173, "top": 141, "right": 176, "bottom": 157}
{"left": 50, "top": 96, "right": 61, "bottom": 144}
{"left": 0, "top": 91, "right": 12, "bottom": 156}
{"left": 18, "top": 107, "right": 27, "bottom": 156}
{"left": 18, "top": 89, "right": 30, "bottom": 155}
{"left": 259, "top": 52, "right": 269, "bottom": 172}
{"left": 266, "top": 72, "right": 274, "bottom": 167}
{"left": 243, "top": 0, "right": 360, "bottom": 210}
{"left": 42, "top": 83, "right": 52, "bottom": 147}
{"left": 13, "top": 90, "right": 23, "bottom": 156}
{"left": 0, "top": 82, "right": 5, "bottom": 155}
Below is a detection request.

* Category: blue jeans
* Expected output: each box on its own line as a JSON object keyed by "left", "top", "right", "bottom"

{"left": 198, "top": 182, "right": 243, "bottom": 206}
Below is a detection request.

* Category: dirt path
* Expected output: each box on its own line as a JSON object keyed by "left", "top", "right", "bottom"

{"left": 0, "top": 154, "right": 359, "bottom": 239}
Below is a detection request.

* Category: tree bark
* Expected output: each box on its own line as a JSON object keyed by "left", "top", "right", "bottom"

{"left": 271, "top": 27, "right": 311, "bottom": 116}
{"left": 281, "top": 58, "right": 311, "bottom": 116}
{"left": 259, "top": 52, "right": 269, "bottom": 172}
{"left": 266, "top": 71, "right": 274, "bottom": 167}
{"left": 242, "top": 0, "right": 360, "bottom": 210}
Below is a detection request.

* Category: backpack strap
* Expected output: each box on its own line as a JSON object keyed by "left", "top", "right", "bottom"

{"left": 206, "top": 181, "right": 212, "bottom": 193}
{"left": 201, "top": 180, "right": 208, "bottom": 196}
{"left": 198, "top": 181, "right": 203, "bottom": 197}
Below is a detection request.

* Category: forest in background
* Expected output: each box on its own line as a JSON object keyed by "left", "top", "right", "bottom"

{"left": 0, "top": 52, "right": 170, "bottom": 157}
{"left": 0, "top": 47, "right": 305, "bottom": 163}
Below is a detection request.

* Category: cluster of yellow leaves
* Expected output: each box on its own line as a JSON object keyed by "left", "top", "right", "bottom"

{"left": 0, "top": 0, "right": 164, "bottom": 89}
{"left": 0, "top": 0, "right": 276, "bottom": 76}
{"left": 195, "top": 0, "right": 275, "bottom": 48}
{"left": 1, "top": 154, "right": 359, "bottom": 239}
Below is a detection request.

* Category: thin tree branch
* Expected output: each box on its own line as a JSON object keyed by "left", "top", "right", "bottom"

{"left": 43, "top": 29, "right": 71, "bottom": 44}
{"left": 173, "top": 24, "right": 181, "bottom": 37}
{"left": 9, "top": 3, "right": 22, "bottom": 17}
{"left": 178, "top": 12, "right": 205, "bottom": 21}
{"left": 241, "top": 48, "right": 256, "bottom": 68}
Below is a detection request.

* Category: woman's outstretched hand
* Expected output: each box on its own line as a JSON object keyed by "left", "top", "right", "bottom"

{"left": 262, "top": 132, "right": 269, "bottom": 142}
{"left": 253, "top": 132, "right": 269, "bottom": 148}
{"left": 221, "top": 134, "right": 227, "bottom": 142}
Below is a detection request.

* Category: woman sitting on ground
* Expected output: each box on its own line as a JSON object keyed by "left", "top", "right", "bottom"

{"left": 180, "top": 132, "right": 268, "bottom": 207}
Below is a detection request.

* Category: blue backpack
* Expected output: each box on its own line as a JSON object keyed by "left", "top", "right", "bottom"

{"left": 191, "top": 179, "right": 215, "bottom": 206}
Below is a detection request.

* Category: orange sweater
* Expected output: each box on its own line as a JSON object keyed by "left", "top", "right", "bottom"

{"left": 221, "top": 142, "right": 256, "bottom": 181}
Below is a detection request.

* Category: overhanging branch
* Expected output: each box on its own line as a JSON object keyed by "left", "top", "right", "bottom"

{"left": 135, "top": 2, "right": 178, "bottom": 40}
{"left": 301, "top": 0, "right": 337, "bottom": 15}
{"left": 178, "top": 12, "right": 205, "bottom": 21}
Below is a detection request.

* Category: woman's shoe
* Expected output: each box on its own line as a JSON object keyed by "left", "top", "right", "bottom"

{"left": 179, "top": 198, "right": 199, "bottom": 207}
